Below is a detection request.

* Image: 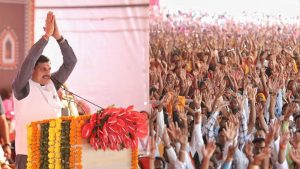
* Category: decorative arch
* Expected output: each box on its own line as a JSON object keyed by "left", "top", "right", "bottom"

{"left": 0, "top": 27, "right": 18, "bottom": 69}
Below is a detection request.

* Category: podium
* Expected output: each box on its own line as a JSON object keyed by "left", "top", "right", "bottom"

{"left": 81, "top": 141, "right": 134, "bottom": 169}
{"left": 26, "top": 106, "right": 147, "bottom": 169}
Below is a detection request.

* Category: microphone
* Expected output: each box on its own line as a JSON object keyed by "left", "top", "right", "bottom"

{"left": 50, "top": 76, "right": 104, "bottom": 110}
{"left": 61, "top": 96, "right": 87, "bottom": 115}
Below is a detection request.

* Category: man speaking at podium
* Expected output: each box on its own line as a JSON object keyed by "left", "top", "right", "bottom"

{"left": 12, "top": 11, "right": 77, "bottom": 169}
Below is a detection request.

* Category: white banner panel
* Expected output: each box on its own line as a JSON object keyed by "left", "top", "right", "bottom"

{"left": 34, "top": 0, "right": 149, "bottom": 112}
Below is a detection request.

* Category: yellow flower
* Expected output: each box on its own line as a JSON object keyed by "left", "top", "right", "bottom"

{"left": 48, "top": 140, "right": 55, "bottom": 146}
{"left": 27, "top": 157, "right": 32, "bottom": 162}
{"left": 56, "top": 121, "right": 61, "bottom": 126}
{"left": 56, "top": 131, "right": 61, "bottom": 137}
{"left": 55, "top": 146, "right": 60, "bottom": 153}
{"left": 49, "top": 163, "right": 54, "bottom": 169}
{"left": 48, "top": 158, "right": 54, "bottom": 164}
{"left": 49, "top": 128, "right": 55, "bottom": 135}
{"left": 48, "top": 153, "right": 55, "bottom": 159}
{"left": 56, "top": 153, "right": 61, "bottom": 159}
{"left": 48, "top": 146, "right": 54, "bottom": 152}
{"left": 56, "top": 118, "right": 62, "bottom": 123}
{"left": 50, "top": 120, "right": 56, "bottom": 127}
{"left": 27, "top": 126, "right": 32, "bottom": 136}
{"left": 55, "top": 163, "right": 61, "bottom": 169}
{"left": 55, "top": 122, "right": 61, "bottom": 127}
{"left": 54, "top": 143, "right": 60, "bottom": 148}
{"left": 26, "top": 163, "right": 32, "bottom": 169}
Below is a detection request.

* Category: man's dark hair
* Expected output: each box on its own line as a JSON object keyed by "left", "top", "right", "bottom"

{"left": 34, "top": 55, "right": 50, "bottom": 68}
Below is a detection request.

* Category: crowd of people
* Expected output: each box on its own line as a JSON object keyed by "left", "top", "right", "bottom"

{"left": 146, "top": 10, "right": 300, "bottom": 169}
{"left": 1, "top": 8, "right": 300, "bottom": 169}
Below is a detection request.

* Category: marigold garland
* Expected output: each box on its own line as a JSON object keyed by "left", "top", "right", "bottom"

{"left": 48, "top": 120, "right": 56, "bottom": 169}
{"left": 32, "top": 122, "right": 40, "bottom": 169}
{"left": 61, "top": 120, "right": 71, "bottom": 169}
{"left": 35, "top": 123, "right": 41, "bottom": 169}
{"left": 26, "top": 125, "right": 32, "bottom": 169}
{"left": 131, "top": 147, "right": 139, "bottom": 169}
{"left": 75, "top": 118, "right": 85, "bottom": 169}
{"left": 27, "top": 108, "right": 143, "bottom": 169}
{"left": 27, "top": 122, "right": 42, "bottom": 169}
{"left": 40, "top": 123, "right": 50, "bottom": 169}
{"left": 54, "top": 119, "right": 62, "bottom": 169}
{"left": 69, "top": 118, "right": 76, "bottom": 168}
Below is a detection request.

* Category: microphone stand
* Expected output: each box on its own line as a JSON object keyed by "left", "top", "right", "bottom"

{"left": 51, "top": 77, "right": 104, "bottom": 111}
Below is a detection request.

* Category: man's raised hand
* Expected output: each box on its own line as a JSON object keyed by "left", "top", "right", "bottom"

{"left": 43, "top": 11, "right": 55, "bottom": 38}
{"left": 53, "top": 15, "right": 62, "bottom": 40}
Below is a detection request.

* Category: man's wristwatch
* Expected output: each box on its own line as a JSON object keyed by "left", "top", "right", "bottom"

{"left": 56, "top": 35, "right": 65, "bottom": 44}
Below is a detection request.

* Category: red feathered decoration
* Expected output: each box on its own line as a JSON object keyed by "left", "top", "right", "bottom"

{"left": 81, "top": 105, "right": 148, "bottom": 151}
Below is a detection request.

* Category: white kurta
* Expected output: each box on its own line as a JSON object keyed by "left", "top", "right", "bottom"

{"left": 14, "top": 79, "right": 62, "bottom": 155}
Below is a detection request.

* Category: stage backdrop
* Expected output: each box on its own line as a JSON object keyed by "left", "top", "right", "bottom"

{"left": 34, "top": 0, "right": 149, "bottom": 112}
{"left": 0, "top": 0, "right": 34, "bottom": 90}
